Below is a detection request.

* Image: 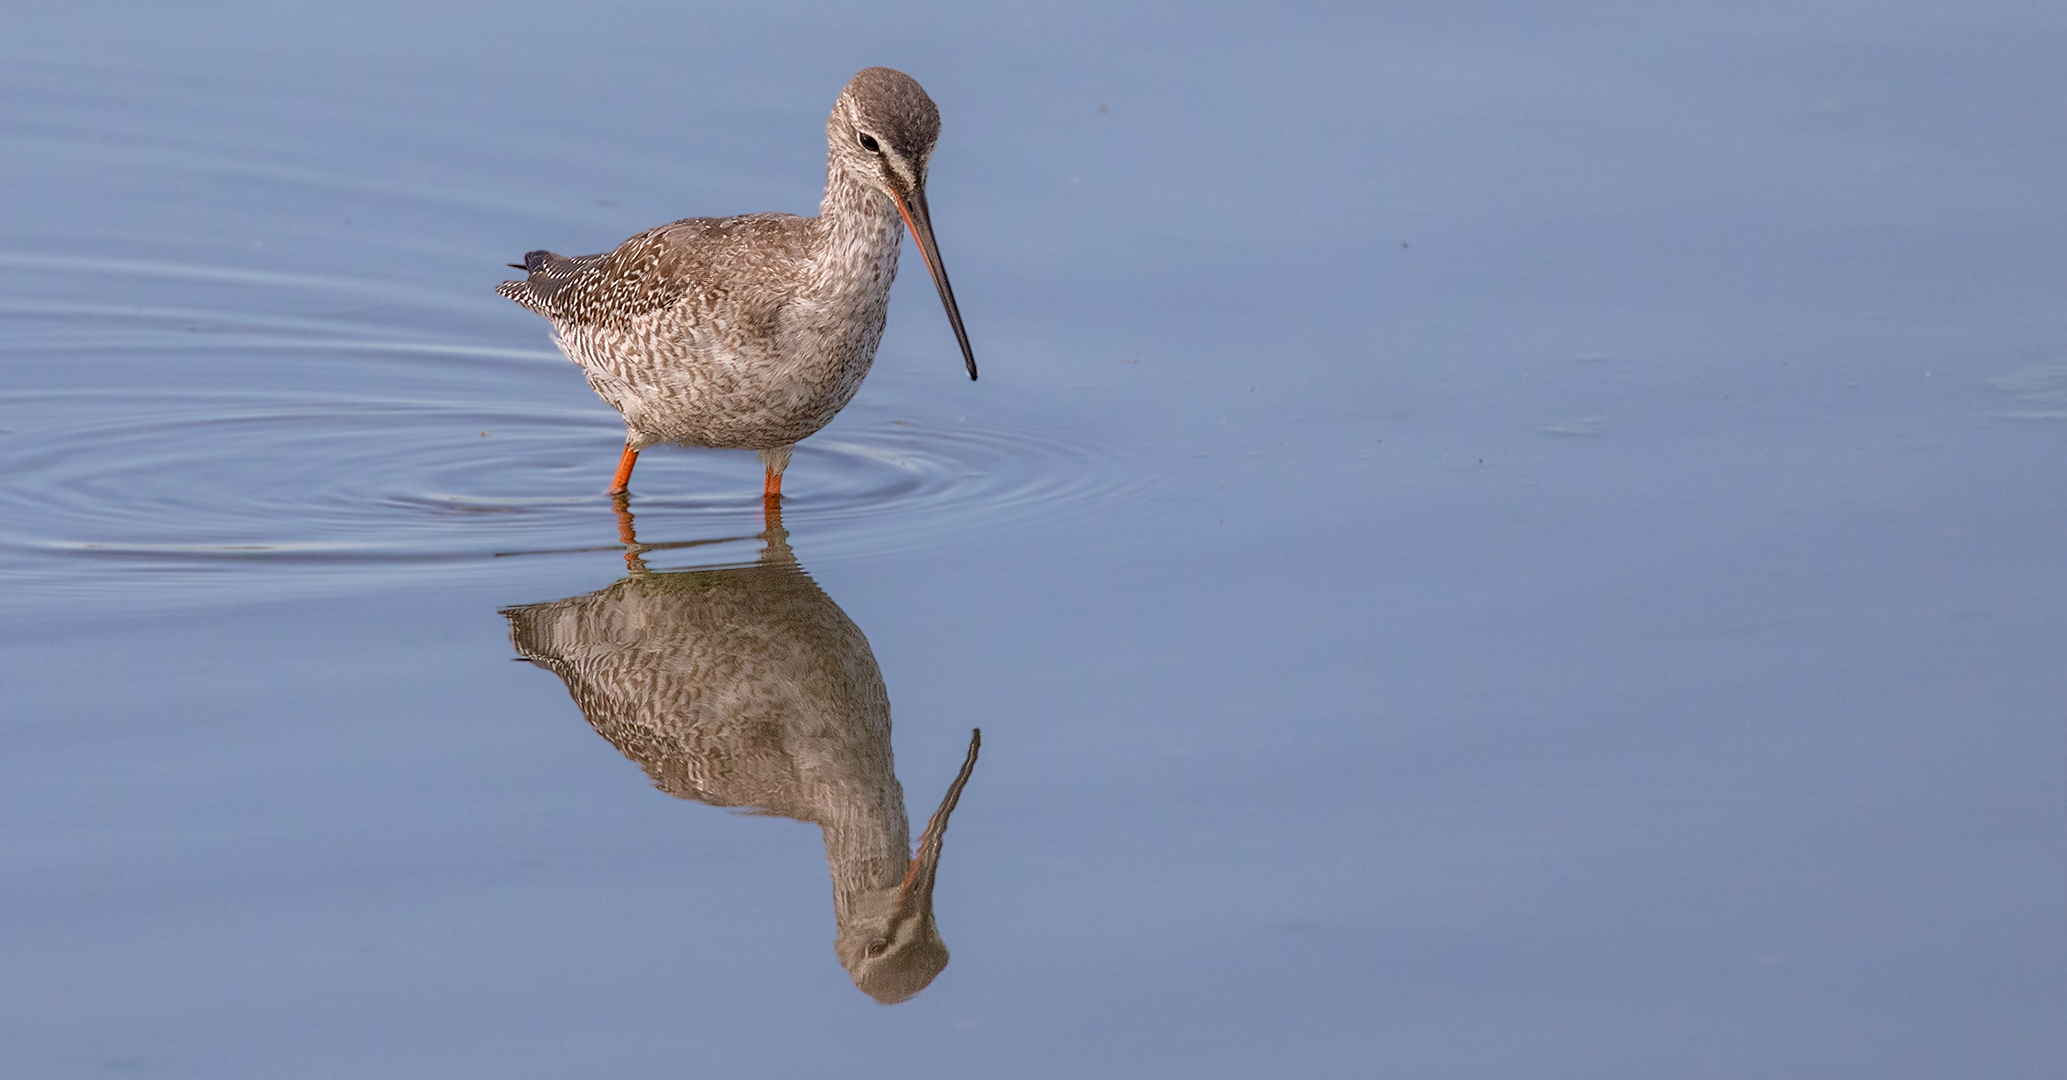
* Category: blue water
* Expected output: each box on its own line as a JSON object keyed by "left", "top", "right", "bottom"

{"left": 3, "top": 2, "right": 2063, "bottom": 1076}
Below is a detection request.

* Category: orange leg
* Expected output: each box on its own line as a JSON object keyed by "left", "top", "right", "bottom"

{"left": 761, "top": 469, "right": 783, "bottom": 529}
{"left": 609, "top": 443, "right": 640, "bottom": 494}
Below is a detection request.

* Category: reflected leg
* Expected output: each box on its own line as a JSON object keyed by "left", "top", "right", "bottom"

{"left": 612, "top": 492, "right": 638, "bottom": 546}
{"left": 611, "top": 492, "right": 649, "bottom": 573}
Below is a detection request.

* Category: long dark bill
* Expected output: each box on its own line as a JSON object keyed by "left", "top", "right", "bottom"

{"left": 892, "top": 186, "right": 979, "bottom": 381}
{"left": 895, "top": 728, "right": 983, "bottom": 918}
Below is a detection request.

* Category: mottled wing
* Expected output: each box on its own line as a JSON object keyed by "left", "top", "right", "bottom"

{"left": 495, "top": 214, "right": 813, "bottom": 332}
{"left": 495, "top": 249, "right": 607, "bottom": 318}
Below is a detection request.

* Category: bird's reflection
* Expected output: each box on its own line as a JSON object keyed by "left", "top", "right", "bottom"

{"left": 502, "top": 500, "right": 980, "bottom": 1004}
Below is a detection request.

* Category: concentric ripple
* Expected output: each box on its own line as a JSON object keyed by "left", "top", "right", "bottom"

{"left": 0, "top": 254, "right": 1151, "bottom": 596}
{"left": 0, "top": 384, "right": 1148, "bottom": 588}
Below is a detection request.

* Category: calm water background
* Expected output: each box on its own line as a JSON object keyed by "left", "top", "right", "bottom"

{"left": 4, "top": 1, "right": 2064, "bottom": 1076}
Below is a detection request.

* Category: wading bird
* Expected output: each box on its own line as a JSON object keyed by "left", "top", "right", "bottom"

{"left": 497, "top": 67, "right": 977, "bottom": 504}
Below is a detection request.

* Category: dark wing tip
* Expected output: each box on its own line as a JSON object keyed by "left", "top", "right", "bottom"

{"left": 497, "top": 250, "right": 573, "bottom": 310}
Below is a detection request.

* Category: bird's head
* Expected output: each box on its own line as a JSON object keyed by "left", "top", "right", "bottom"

{"left": 835, "top": 728, "right": 981, "bottom": 1004}
{"left": 828, "top": 67, "right": 977, "bottom": 380}
{"left": 831, "top": 67, "right": 941, "bottom": 202}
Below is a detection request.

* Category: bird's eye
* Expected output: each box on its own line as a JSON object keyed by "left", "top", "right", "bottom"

{"left": 857, "top": 132, "right": 881, "bottom": 153}
{"left": 866, "top": 938, "right": 889, "bottom": 957}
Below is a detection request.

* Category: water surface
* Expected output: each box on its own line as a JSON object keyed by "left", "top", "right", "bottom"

{"left": 3, "top": 2, "right": 2063, "bottom": 1077}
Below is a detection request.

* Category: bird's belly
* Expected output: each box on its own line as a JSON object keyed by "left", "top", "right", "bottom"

{"left": 556, "top": 322, "right": 873, "bottom": 451}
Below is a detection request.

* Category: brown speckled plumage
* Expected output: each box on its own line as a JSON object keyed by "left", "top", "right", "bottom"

{"left": 497, "top": 68, "right": 977, "bottom": 495}
{"left": 502, "top": 526, "right": 980, "bottom": 1003}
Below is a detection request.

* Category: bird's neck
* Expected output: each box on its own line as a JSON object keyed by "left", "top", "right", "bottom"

{"left": 817, "top": 775, "right": 913, "bottom": 935}
{"left": 811, "top": 161, "right": 904, "bottom": 297}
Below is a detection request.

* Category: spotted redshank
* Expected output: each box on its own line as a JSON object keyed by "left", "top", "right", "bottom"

{"left": 497, "top": 67, "right": 977, "bottom": 503}
{"left": 504, "top": 506, "right": 983, "bottom": 1003}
